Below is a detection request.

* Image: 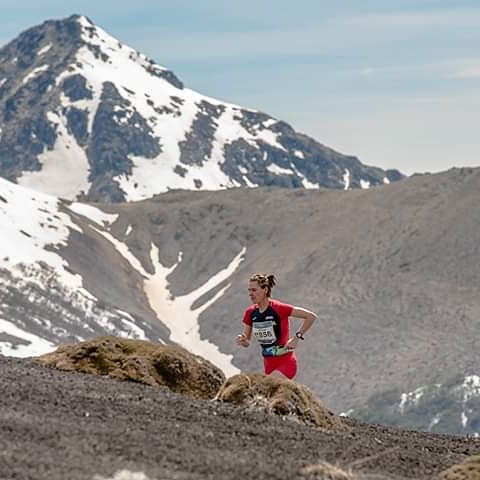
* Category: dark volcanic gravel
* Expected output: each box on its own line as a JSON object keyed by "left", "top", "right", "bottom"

{"left": 1, "top": 356, "right": 480, "bottom": 480}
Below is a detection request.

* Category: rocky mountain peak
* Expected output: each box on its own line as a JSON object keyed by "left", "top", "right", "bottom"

{"left": 0, "top": 15, "right": 403, "bottom": 202}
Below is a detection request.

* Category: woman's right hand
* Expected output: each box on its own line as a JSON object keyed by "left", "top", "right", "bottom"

{"left": 236, "top": 333, "right": 250, "bottom": 347}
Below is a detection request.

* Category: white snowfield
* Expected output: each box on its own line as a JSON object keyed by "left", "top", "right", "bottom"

{"left": 0, "top": 178, "right": 243, "bottom": 376}
{"left": 0, "top": 318, "right": 56, "bottom": 357}
{"left": 0, "top": 176, "right": 83, "bottom": 288}
{"left": 0, "top": 178, "right": 150, "bottom": 355}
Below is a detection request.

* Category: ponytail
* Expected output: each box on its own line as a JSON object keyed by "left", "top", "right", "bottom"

{"left": 249, "top": 273, "right": 276, "bottom": 297}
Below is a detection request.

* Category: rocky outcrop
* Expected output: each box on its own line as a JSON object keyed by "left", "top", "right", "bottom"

{"left": 216, "top": 373, "right": 343, "bottom": 429}
{"left": 37, "top": 336, "right": 225, "bottom": 399}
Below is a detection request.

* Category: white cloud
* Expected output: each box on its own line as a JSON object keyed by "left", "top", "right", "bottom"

{"left": 302, "top": 93, "right": 480, "bottom": 174}
{"left": 448, "top": 66, "right": 480, "bottom": 79}
{"left": 450, "top": 68, "right": 480, "bottom": 79}
{"left": 133, "top": 26, "right": 333, "bottom": 62}
{"left": 360, "top": 67, "right": 376, "bottom": 77}
{"left": 339, "top": 8, "right": 480, "bottom": 28}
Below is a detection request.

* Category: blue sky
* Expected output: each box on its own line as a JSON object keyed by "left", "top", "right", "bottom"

{"left": 2, "top": 0, "right": 480, "bottom": 175}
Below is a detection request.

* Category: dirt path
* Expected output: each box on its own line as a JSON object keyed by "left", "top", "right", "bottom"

{"left": 1, "top": 356, "right": 479, "bottom": 480}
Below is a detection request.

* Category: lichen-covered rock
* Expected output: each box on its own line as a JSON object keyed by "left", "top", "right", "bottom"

{"left": 215, "top": 373, "right": 343, "bottom": 429}
{"left": 438, "top": 455, "right": 480, "bottom": 480}
{"left": 36, "top": 335, "right": 225, "bottom": 399}
{"left": 298, "top": 461, "right": 354, "bottom": 479}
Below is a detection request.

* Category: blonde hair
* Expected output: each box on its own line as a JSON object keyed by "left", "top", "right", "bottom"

{"left": 249, "top": 273, "right": 276, "bottom": 297}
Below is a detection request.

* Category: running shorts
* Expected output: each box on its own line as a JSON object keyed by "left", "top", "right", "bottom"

{"left": 263, "top": 352, "right": 297, "bottom": 379}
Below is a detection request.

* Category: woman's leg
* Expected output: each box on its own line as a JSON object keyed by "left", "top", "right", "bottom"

{"left": 275, "top": 353, "right": 297, "bottom": 379}
{"left": 263, "top": 356, "right": 276, "bottom": 375}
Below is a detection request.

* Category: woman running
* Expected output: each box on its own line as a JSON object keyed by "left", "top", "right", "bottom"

{"left": 236, "top": 273, "right": 317, "bottom": 379}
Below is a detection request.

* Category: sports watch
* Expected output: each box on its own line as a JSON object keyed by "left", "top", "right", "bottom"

{"left": 295, "top": 331, "right": 305, "bottom": 340}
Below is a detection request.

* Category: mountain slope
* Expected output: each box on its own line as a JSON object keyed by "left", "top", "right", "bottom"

{"left": 0, "top": 14, "right": 403, "bottom": 202}
{"left": 348, "top": 374, "right": 480, "bottom": 436}
{"left": 0, "top": 177, "right": 241, "bottom": 375}
{"left": 2, "top": 167, "right": 480, "bottom": 416}
{"left": 2, "top": 355, "right": 479, "bottom": 480}
{"left": 0, "top": 176, "right": 169, "bottom": 354}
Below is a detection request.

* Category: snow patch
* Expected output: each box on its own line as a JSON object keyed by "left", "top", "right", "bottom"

{"left": 93, "top": 310, "right": 147, "bottom": 339}
{"left": 254, "top": 128, "right": 286, "bottom": 152}
{"left": 22, "top": 64, "right": 49, "bottom": 85}
{"left": 145, "top": 244, "right": 246, "bottom": 377}
{"left": 291, "top": 163, "right": 318, "bottom": 188}
{"left": 116, "top": 151, "right": 235, "bottom": 200}
{"left": 262, "top": 118, "right": 277, "bottom": 128}
{"left": 115, "top": 311, "right": 148, "bottom": 340}
{"left": 70, "top": 202, "right": 119, "bottom": 228}
{"left": 92, "top": 228, "right": 147, "bottom": 276}
{"left": 343, "top": 169, "right": 351, "bottom": 190}
{"left": 0, "top": 177, "right": 84, "bottom": 289}
{"left": 37, "top": 43, "right": 52, "bottom": 56}
{"left": 399, "top": 387, "right": 425, "bottom": 414}
{"left": 242, "top": 175, "right": 256, "bottom": 187}
{"left": 267, "top": 164, "right": 294, "bottom": 175}
{"left": 457, "top": 375, "right": 480, "bottom": 431}
{"left": 461, "top": 375, "right": 480, "bottom": 402}
{"left": 0, "top": 318, "right": 56, "bottom": 357}
{"left": 17, "top": 111, "right": 90, "bottom": 199}
{"left": 428, "top": 414, "right": 441, "bottom": 430}
{"left": 93, "top": 470, "right": 153, "bottom": 480}
{"left": 461, "top": 411, "right": 469, "bottom": 428}
{"left": 93, "top": 219, "right": 243, "bottom": 361}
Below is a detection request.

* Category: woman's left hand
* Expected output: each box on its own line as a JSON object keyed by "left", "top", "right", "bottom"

{"left": 285, "top": 337, "right": 299, "bottom": 350}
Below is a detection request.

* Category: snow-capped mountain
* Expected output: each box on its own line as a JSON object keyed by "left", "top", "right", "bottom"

{"left": 347, "top": 375, "right": 480, "bottom": 435}
{"left": 0, "top": 15, "right": 403, "bottom": 202}
{"left": 0, "top": 177, "right": 240, "bottom": 376}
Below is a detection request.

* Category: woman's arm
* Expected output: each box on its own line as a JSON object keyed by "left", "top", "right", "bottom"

{"left": 291, "top": 306, "right": 317, "bottom": 337}
{"left": 285, "top": 306, "right": 317, "bottom": 349}
{"left": 236, "top": 324, "right": 252, "bottom": 347}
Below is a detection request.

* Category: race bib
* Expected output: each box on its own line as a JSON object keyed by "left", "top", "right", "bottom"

{"left": 252, "top": 320, "right": 276, "bottom": 345}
